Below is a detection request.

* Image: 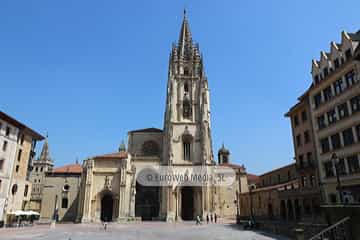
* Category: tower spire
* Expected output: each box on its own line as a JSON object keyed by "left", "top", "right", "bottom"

{"left": 38, "top": 134, "right": 52, "bottom": 163}
{"left": 178, "top": 9, "right": 192, "bottom": 56}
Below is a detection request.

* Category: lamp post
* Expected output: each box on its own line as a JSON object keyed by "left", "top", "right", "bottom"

{"left": 249, "top": 185, "right": 254, "bottom": 222}
{"left": 331, "top": 153, "right": 343, "bottom": 204}
{"left": 235, "top": 190, "right": 240, "bottom": 224}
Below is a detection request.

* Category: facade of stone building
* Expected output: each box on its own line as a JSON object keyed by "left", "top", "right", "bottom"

{"left": 40, "top": 164, "right": 82, "bottom": 222}
{"left": 308, "top": 30, "right": 360, "bottom": 204}
{"left": 29, "top": 137, "right": 54, "bottom": 213}
{"left": 0, "top": 111, "right": 44, "bottom": 226}
{"left": 77, "top": 12, "right": 248, "bottom": 223}
{"left": 239, "top": 163, "right": 300, "bottom": 220}
{"left": 285, "top": 91, "right": 322, "bottom": 221}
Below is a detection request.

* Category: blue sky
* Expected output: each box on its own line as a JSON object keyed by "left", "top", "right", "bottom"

{"left": 1, "top": 0, "right": 360, "bottom": 174}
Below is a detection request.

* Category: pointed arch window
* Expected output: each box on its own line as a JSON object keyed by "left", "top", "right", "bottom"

{"left": 183, "top": 99, "right": 191, "bottom": 119}
{"left": 182, "top": 129, "right": 193, "bottom": 161}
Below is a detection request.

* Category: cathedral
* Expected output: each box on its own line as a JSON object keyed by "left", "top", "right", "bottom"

{"left": 76, "top": 11, "right": 248, "bottom": 223}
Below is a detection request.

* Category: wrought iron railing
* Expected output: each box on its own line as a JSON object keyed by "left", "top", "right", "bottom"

{"left": 309, "top": 216, "right": 351, "bottom": 240}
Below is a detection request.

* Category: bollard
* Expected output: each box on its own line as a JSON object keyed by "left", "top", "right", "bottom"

{"left": 294, "top": 228, "right": 304, "bottom": 240}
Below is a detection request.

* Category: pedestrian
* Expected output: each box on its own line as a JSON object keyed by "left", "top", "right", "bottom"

{"left": 214, "top": 213, "right": 217, "bottom": 223}
{"left": 196, "top": 215, "right": 201, "bottom": 225}
{"left": 206, "top": 214, "right": 209, "bottom": 224}
{"left": 103, "top": 221, "right": 108, "bottom": 231}
{"left": 210, "top": 214, "right": 213, "bottom": 223}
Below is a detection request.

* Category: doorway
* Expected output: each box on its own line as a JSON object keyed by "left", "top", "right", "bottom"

{"left": 181, "top": 186, "right": 194, "bottom": 220}
{"left": 101, "top": 194, "right": 113, "bottom": 222}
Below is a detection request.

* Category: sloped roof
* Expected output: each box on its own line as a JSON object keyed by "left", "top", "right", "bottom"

{"left": 128, "top": 128, "right": 163, "bottom": 133}
{"left": 52, "top": 164, "right": 82, "bottom": 174}
{"left": 0, "top": 111, "right": 44, "bottom": 140}
{"left": 93, "top": 151, "right": 128, "bottom": 160}
{"left": 247, "top": 173, "right": 260, "bottom": 183}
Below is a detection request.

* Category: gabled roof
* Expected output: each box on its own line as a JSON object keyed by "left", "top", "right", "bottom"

{"left": 52, "top": 164, "right": 82, "bottom": 174}
{"left": 128, "top": 128, "right": 163, "bottom": 133}
{"left": 93, "top": 151, "right": 128, "bottom": 160}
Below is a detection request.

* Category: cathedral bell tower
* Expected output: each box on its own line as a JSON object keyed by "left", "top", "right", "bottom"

{"left": 161, "top": 10, "right": 215, "bottom": 222}
{"left": 163, "top": 10, "right": 214, "bottom": 166}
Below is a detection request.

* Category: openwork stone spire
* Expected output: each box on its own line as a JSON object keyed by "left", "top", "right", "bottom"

{"left": 178, "top": 9, "right": 193, "bottom": 58}
{"left": 38, "top": 135, "right": 52, "bottom": 163}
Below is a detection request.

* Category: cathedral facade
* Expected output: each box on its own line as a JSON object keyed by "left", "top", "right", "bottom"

{"left": 77, "top": 12, "right": 248, "bottom": 223}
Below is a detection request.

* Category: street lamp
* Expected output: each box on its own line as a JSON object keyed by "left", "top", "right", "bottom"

{"left": 249, "top": 185, "right": 255, "bottom": 222}
{"left": 331, "top": 153, "right": 343, "bottom": 204}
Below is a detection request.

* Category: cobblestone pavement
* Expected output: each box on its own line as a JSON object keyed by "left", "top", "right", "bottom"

{"left": 0, "top": 222, "right": 289, "bottom": 240}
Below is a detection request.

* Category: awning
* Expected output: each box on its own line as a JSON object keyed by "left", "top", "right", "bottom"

{"left": 8, "top": 210, "right": 40, "bottom": 216}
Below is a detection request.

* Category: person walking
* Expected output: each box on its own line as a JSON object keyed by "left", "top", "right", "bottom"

{"left": 210, "top": 214, "right": 213, "bottom": 223}
{"left": 214, "top": 213, "right": 217, "bottom": 223}
{"left": 196, "top": 215, "right": 201, "bottom": 225}
{"left": 206, "top": 214, "right": 209, "bottom": 224}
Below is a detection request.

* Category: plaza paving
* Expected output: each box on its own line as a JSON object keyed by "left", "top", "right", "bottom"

{"left": 0, "top": 222, "right": 289, "bottom": 240}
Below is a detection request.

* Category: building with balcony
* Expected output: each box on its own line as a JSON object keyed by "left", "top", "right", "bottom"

{"left": 308, "top": 30, "right": 360, "bottom": 204}
{"left": 0, "top": 111, "right": 44, "bottom": 226}
{"left": 285, "top": 90, "right": 322, "bottom": 221}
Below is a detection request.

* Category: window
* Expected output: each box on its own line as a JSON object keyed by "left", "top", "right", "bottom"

{"left": 323, "top": 86, "right": 332, "bottom": 102}
{"left": 20, "top": 134, "right": 24, "bottom": 145}
{"left": 310, "top": 175, "right": 315, "bottom": 187}
{"left": 40, "top": 167, "right": 43, "bottom": 172}
{"left": 304, "top": 130, "right": 310, "bottom": 143}
{"left": 298, "top": 155, "right": 304, "bottom": 167}
{"left": 5, "top": 126, "right": 10, "bottom": 136}
{"left": 345, "top": 70, "right": 356, "bottom": 86}
{"left": 351, "top": 95, "right": 360, "bottom": 113}
{"left": 0, "top": 159, "right": 4, "bottom": 171}
{"left": 11, "top": 184, "right": 18, "bottom": 195}
{"left": 61, "top": 198, "right": 68, "bottom": 208}
{"left": 324, "top": 161, "right": 334, "bottom": 177}
{"left": 330, "top": 133, "right": 341, "bottom": 150}
{"left": 301, "top": 176, "right": 307, "bottom": 187}
{"left": 338, "top": 102, "right": 349, "bottom": 119}
{"left": 277, "top": 174, "right": 281, "bottom": 183}
{"left": 329, "top": 194, "right": 337, "bottom": 203}
{"left": 296, "top": 134, "right": 302, "bottom": 146}
{"left": 337, "top": 158, "right": 346, "bottom": 175}
{"left": 287, "top": 171, "right": 291, "bottom": 181}
{"left": 345, "top": 49, "right": 352, "bottom": 60}
{"left": 327, "top": 109, "right": 337, "bottom": 125}
{"left": 356, "top": 125, "right": 360, "bottom": 141}
{"left": 334, "top": 79, "right": 344, "bottom": 95}
{"left": 183, "top": 142, "right": 191, "bottom": 161}
{"left": 314, "top": 75, "right": 320, "bottom": 84}
{"left": 35, "top": 167, "right": 38, "bottom": 172}
{"left": 24, "top": 185, "right": 29, "bottom": 197}
{"left": 183, "top": 99, "right": 192, "bottom": 119}
{"left": 347, "top": 155, "right": 360, "bottom": 174}
{"left": 342, "top": 128, "right": 354, "bottom": 146}
{"left": 293, "top": 115, "right": 299, "bottom": 127}
{"left": 301, "top": 111, "right": 307, "bottom": 122}
{"left": 323, "top": 67, "right": 329, "bottom": 78}
{"left": 63, "top": 184, "right": 70, "bottom": 192}
{"left": 307, "top": 152, "right": 313, "bottom": 165}
{"left": 314, "top": 93, "right": 322, "bottom": 108}
{"left": 17, "top": 149, "right": 22, "bottom": 162}
{"left": 183, "top": 67, "right": 189, "bottom": 75}
{"left": 317, "top": 115, "right": 326, "bottom": 129}
{"left": 334, "top": 58, "right": 340, "bottom": 69}
{"left": 184, "top": 83, "right": 189, "bottom": 93}
{"left": 320, "top": 138, "right": 330, "bottom": 153}
{"left": 2, "top": 141, "right": 8, "bottom": 151}
{"left": 15, "top": 165, "right": 19, "bottom": 173}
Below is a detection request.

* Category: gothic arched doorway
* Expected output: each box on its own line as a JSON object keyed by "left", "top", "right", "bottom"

{"left": 101, "top": 194, "right": 114, "bottom": 222}
{"left": 135, "top": 182, "right": 160, "bottom": 221}
{"left": 181, "top": 186, "right": 194, "bottom": 220}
